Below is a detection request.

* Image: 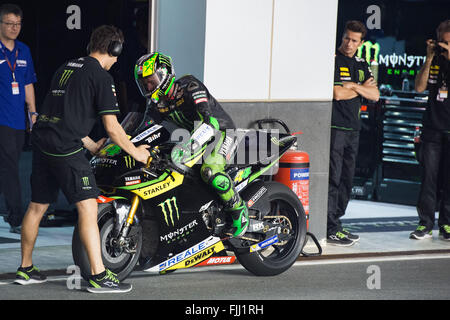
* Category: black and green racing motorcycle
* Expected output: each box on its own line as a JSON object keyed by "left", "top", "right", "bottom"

{"left": 72, "top": 111, "right": 309, "bottom": 281}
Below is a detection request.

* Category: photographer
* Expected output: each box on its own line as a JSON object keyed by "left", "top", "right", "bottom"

{"left": 411, "top": 20, "right": 450, "bottom": 241}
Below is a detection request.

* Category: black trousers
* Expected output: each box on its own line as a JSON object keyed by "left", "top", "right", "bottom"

{"left": 327, "top": 128, "right": 359, "bottom": 235}
{"left": 0, "top": 125, "right": 25, "bottom": 227}
{"left": 417, "top": 128, "right": 450, "bottom": 230}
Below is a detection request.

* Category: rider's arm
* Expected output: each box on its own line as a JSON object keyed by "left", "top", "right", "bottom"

{"left": 102, "top": 114, "right": 150, "bottom": 164}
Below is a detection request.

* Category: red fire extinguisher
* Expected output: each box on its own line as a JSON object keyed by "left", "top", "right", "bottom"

{"left": 273, "top": 135, "right": 310, "bottom": 230}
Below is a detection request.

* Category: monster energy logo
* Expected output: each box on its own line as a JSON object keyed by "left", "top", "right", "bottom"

{"left": 124, "top": 155, "right": 136, "bottom": 168}
{"left": 357, "top": 41, "right": 426, "bottom": 68}
{"left": 158, "top": 197, "right": 179, "bottom": 226}
{"left": 357, "top": 41, "right": 380, "bottom": 64}
{"left": 59, "top": 69, "right": 74, "bottom": 87}
{"left": 81, "top": 176, "right": 91, "bottom": 190}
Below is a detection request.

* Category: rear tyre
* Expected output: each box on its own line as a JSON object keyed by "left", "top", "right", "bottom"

{"left": 234, "top": 182, "right": 307, "bottom": 276}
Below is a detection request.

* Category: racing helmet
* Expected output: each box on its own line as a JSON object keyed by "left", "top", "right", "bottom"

{"left": 134, "top": 52, "right": 176, "bottom": 104}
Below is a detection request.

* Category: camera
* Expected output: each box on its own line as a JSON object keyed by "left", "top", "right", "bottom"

{"left": 433, "top": 40, "right": 448, "bottom": 55}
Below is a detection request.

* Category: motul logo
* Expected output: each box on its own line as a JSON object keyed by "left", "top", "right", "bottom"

{"left": 195, "top": 256, "right": 236, "bottom": 267}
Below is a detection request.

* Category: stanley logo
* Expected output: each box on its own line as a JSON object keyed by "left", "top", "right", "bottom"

{"left": 59, "top": 69, "right": 74, "bottom": 87}
{"left": 158, "top": 197, "right": 179, "bottom": 226}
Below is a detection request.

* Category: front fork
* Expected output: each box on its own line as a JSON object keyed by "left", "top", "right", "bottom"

{"left": 117, "top": 195, "right": 140, "bottom": 246}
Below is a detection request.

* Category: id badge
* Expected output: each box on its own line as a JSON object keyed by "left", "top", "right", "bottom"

{"left": 438, "top": 86, "right": 448, "bottom": 101}
{"left": 11, "top": 82, "right": 19, "bottom": 95}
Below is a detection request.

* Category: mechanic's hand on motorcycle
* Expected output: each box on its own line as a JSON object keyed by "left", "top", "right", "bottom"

{"left": 133, "top": 144, "right": 151, "bottom": 164}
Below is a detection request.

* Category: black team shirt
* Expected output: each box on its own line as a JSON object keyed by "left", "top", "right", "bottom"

{"left": 332, "top": 50, "right": 373, "bottom": 131}
{"left": 33, "top": 56, "right": 120, "bottom": 156}
{"left": 424, "top": 54, "right": 450, "bottom": 132}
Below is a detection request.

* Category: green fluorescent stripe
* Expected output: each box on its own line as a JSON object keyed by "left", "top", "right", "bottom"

{"left": 209, "top": 116, "right": 220, "bottom": 130}
{"left": 248, "top": 155, "right": 283, "bottom": 183}
{"left": 40, "top": 147, "right": 84, "bottom": 157}
{"left": 184, "top": 144, "right": 207, "bottom": 162}
{"left": 16, "top": 271, "right": 30, "bottom": 280}
{"left": 117, "top": 172, "right": 169, "bottom": 190}
{"left": 164, "top": 77, "right": 175, "bottom": 95}
{"left": 99, "top": 109, "right": 120, "bottom": 114}
{"left": 89, "top": 280, "right": 101, "bottom": 288}
{"left": 331, "top": 126, "right": 355, "bottom": 131}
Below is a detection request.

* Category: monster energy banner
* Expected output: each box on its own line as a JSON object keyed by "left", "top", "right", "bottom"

{"left": 358, "top": 41, "right": 426, "bottom": 69}
{"left": 357, "top": 41, "right": 426, "bottom": 86}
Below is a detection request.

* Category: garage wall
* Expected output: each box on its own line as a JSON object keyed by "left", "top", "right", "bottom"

{"left": 156, "top": 0, "right": 339, "bottom": 241}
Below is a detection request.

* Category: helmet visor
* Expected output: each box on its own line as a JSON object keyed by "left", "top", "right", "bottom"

{"left": 136, "top": 68, "right": 167, "bottom": 101}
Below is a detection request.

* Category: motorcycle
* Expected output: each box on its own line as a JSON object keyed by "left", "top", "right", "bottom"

{"left": 72, "top": 110, "right": 309, "bottom": 281}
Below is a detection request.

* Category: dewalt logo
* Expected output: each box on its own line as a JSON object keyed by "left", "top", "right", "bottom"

{"left": 59, "top": 69, "right": 74, "bottom": 87}
{"left": 158, "top": 197, "right": 179, "bottom": 226}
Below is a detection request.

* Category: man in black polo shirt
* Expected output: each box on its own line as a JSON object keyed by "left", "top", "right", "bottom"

{"left": 411, "top": 20, "right": 450, "bottom": 241}
{"left": 327, "top": 21, "right": 379, "bottom": 246}
{"left": 15, "top": 25, "right": 150, "bottom": 293}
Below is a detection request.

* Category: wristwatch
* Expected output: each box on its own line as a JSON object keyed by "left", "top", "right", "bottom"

{"left": 29, "top": 112, "right": 39, "bottom": 116}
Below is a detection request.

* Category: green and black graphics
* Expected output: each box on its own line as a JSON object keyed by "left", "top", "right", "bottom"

{"left": 72, "top": 109, "right": 308, "bottom": 281}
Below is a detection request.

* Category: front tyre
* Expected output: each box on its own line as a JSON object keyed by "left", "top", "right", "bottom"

{"left": 72, "top": 203, "right": 142, "bottom": 281}
{"left": 234, "top": 182, "right": 307, "bottom": 276}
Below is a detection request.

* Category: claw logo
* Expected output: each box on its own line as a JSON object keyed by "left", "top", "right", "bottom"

{"left": 158, "top": 197, "right": 179, "bottom": 226}
{"left": 59, "top": 69, "right": 74, "bottom": 87}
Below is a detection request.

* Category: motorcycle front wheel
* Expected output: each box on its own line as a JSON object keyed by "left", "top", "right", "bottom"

{"left": 72, "top": 203, "right": 143, "bottom": 281}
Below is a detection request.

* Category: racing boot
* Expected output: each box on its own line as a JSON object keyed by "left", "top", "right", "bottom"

{"left": 224, "top": 196, "right": 249, "bottom": 238}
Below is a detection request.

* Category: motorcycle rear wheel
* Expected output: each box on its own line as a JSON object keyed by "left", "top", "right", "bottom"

{"left": 72, "top": 203, "right": 143, "bottom": 281}
{"left": 234, "top": 181, "right": 307, "bottom": 276}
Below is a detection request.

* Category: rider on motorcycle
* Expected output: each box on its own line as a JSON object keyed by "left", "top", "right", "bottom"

{"left": 134, "top": 52, "right": 249, "bottom": 237}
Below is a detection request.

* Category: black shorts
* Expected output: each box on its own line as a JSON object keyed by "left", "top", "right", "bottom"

{"left": 31, "top": 148, "right": 100, "bottom": 204}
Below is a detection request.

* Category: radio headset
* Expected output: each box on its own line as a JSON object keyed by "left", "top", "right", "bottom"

{"left": 86, "top": 39, "right": 123, "bottom": 57}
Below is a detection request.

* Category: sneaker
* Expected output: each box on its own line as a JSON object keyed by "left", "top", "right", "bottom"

{"left": 14, "top": 265, "right": 47, "bottom": 285}
{"left": 439, "top": 225, "right": 450, "bottom": 241}
{"left": 409, "top": 225, "right": 432, "bottom": 240}
{"left": 342, "top": 229, "right": 360, "bottom": 241}
{"left": 327, "top": 231, "right": 355, "bottom": 246}
{"left": 9, "top": 225, "right": 21, "bottom": 234}
{"left": 87, "top": 269, "right": 132, "bottom": 293}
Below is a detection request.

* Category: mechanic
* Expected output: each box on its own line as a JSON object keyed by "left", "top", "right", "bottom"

{"left": 328, "top": 20, "right": 379, "bottom": 246}
{"left": 15, "top": 25, "right": 150, "bottom": 293}
{"left": 134, "top": 52, "right": 249, "bottom": 238}
{"left": 411, "top": 19, "right": 450, "bottom": 241}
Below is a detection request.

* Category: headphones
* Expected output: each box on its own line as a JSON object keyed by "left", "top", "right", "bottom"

{"left": 86, "top": 39, "right": 123, "bottom": 57}
{"left": 107, "top": 40, "right": 123, "bottom": 57}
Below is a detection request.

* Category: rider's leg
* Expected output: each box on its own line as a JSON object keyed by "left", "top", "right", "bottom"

{"left": 200, "top": 134, "right": 248, "bottom": 237}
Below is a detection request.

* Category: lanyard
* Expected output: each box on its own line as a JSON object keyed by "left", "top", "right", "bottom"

{"left": 0, "top": 44, "right": 19, "bottom": 81}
